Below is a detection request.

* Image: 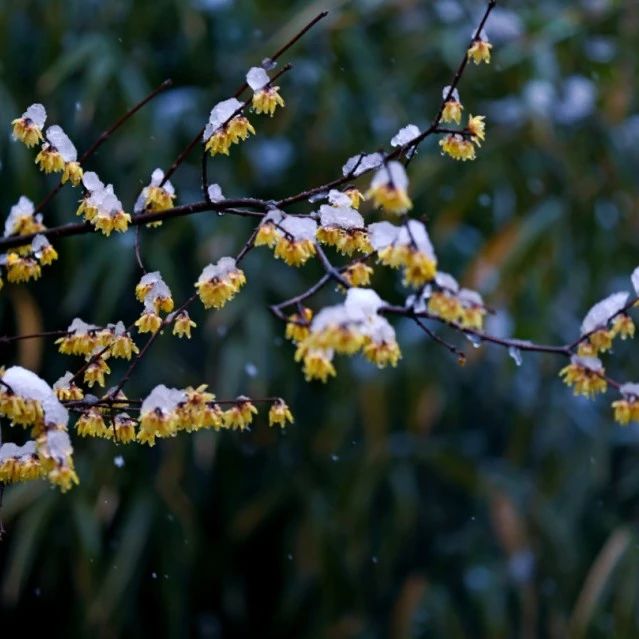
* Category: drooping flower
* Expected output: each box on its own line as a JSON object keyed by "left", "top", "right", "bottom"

{"left": 441, "top": 87, "right": 463, "bottom": 124}
{"left": 612, "top": 384, "right": 639, "bottom": 425}
{"left": 268, "top": 399, "right": 294, "bottom": 428}
{"left": 173, "top": 311, "right": 197, "bottom": 339}
{"left": 316, "top": 204, "right": 371, "bottom": 256}
{"left": 222, "top": 396, "right": 258, "bottom": 430}
{"left": 203, "top": 98, "right": 255, "bottom": 157}
{"left": 134, "top": 168, "right": 176, "bottom": 224}
{"left": 467, "top": 114, "right": 486, "bottom": 146}
{"left": 369, "top": 220, "right": 437, "bottom": 288}
{"left": 83, "top": 354, "right": 111, "bottom": 388}
{"left": 247, "top": 66, "right": 285, "bottom": 116}
{"left": 467, "top": 34, "right": 492, "bottom": 65}
{"left": 11, "top": 104, "right": 46, "bottom": 147}
{"left": 256, "top": 209, "right": 318, "bottom": 267}
{"left": 367, "top": 162, "right": 413, "bottom": 214}
{"left": 343, "top": 262, "right": 374, "bottom": 287}
{"left": 108, "top": 322, "right": 140, "bottom": 359}
{"left": 137, "top": 385, "right": 186, "bottom": 445}
{"left": 439, "top": 134, "right": 476, "bottom": 161}
{"left": 285, "top": 308, "right": 313, "bottom": 343}
{"left": 195, "top": 257, "right": 246, "bottom": 309}
{"left": 559, "top": 356, "right": 607, "bottom": 398}
{"left": 53, "top": 372, "right": 84, "bottom": 402}
{"left": 32, "top": 235, "right": 58, "bottom": 266}
{"left": 75, "top": 408, "right": 110, "bottom": 438}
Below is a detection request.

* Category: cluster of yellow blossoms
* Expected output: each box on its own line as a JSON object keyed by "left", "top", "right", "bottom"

{"left": 195, "top": 257, "right": 246, "bottom": 309}
{"left": 439, "top": 115, "right": 486, "bottom": 162}
{"left": 134, "top": 271, "right": 175, "bottom": 335}
{"left": 315, "top": 191, "right": 372, "bottom": 256}
{"left": 418, "top": 272, "right": 487, "bottom": 331}
{"left": 1, "top": 197, "right": 58, "bottom": 287}
{"left": 12, "top": 105, "right": 83, "bottom": 186}
{"left": 255, "top": 210, "right": 318, "bottom": 267}
{"left": 55, "top": 318, "right": 139, "bottom": 388}
{"left": 290, "top": 288, "right": 401, "bottom": 382}
{"left": 76, "top": 171, "right": 131, "bottom": 236}
{"left": 97, "top": 384, "right": 293, "bottom": 446}
{"left": 0, "top": 366, "right": 78, "bottom": 491}
{"left": 559, "top": 287, "right": 639, "bottom": 425}
{"left": 369, "top": 220, "right": 437, "bottom": 288}
{"left": 559, "top": 355, "right": 608, "bottom": 399}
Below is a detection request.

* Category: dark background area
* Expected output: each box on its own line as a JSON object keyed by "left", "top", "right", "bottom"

{"left": 2, "top": 0, "right": 639, "bottom": 637}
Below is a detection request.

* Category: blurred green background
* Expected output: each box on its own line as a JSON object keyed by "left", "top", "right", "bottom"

{"left": 2, "top": 0, "right": 639, "bottom": 637}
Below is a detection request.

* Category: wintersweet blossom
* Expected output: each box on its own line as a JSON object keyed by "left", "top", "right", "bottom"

{"left": 268, "top": 399, "right": 294, "bottom": 428}
{"left": 11, "top": 104, "right": 46, "bottom": 147}
{"left": 441, "top": 87, "right": 463, "bottom": 124}
{"left": 559, "top": 356, "right": 607, "bottom": 398}
{"left": 195, "top": 257, "right": 246, "bottom": 309}
{"left": 134, "top": 168, "right": 176, "bottom": 223}
{"left": 369, "top": 220, "right": 437, "bottom": 288}
{"left": 247, "top": 66, "right": 285, "bottom": 116}
{"left": 315, "top": 204, "right": 371, "bottom": 256}
{"left": 468, "top": 33, "right": 492, "bottom": 64}
{"left": 439, "top": 134, "right": 476, "bottom": 161}
{"left": 203, "top": 98, "right": 255, "bottom": 156}
{"left": 367, "top": 162, "right": 412, "bottom": 214}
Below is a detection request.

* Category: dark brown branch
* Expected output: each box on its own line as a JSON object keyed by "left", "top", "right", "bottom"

{"left": 0, "top": 198, "right": 268, "bottom": 251}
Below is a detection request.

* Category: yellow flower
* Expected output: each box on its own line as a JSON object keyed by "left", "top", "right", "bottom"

{"left": 135, "top": 311, "right": 163, "bottom": 334}
{"left": 145, "top": 185, "right": 175, "bottom": 211}
{"left": 611, "top": 314, "right": 635, "bottom": 340}
{"left": 35, "top": 146, "right": 65, "bottom": 173}
{"left": 205, "top": 115, "right": 255, "bottom": 157}
{"left": 37, "top": 244, "right": 58, "bottom": 266}
{"left": 83, "top": 357, "right": 111, "bottom": 388}
{"left": 612, "top": 399, "right": 634, "bottom": 425}
{"left": 114, "top": 413, "right": 138, "bottom": 443}
{"left": 75, "top": 408, "right": 110, "bottom": 438}
{"left": 12, "top": 118, "right": 43, "bottom": 147}
{"left": 223, "top": 398, "right": 258, "bottom": 430}
{"left": 402, "top": 250, "right": 437, "bottom": 288}
{"left": 344, "top": 188, "right": 365, "bottom": 210}
{"left": 196, "top": 258, "right": 246, "bottom": 310}
{"left": 273, "top": 236, "right": 317, "bottom": 266}
{"left": 268, "top": 400, "right": 294, "bottom": 428}
{"left": 439, "top": 134, "right": 476, "bottom": 161}
{"left": 173, "top": 311, "right": 197, "bottom": 339}
{"left": 367, "top": 162, "right": 413, "bottom": 215}
{"left": 11, "top": 104, "right": 46, "bottom": 147}
{"left": 47, "top": 466, "right": 80, "bottom": 492}
{"left": 362, "top": 338, "right": 401, "bottom": 368}
{"left": 110, "top": 333, "right": 140, "bottom": 359}
{"left": 77, "top": 198, "right": 98, "bottom": 221}
{"left": 467, "top": 38, "right": 492, "bottom": 65}
{"left": 343, "top": 262, "right": 374, "bottom": 287}
{"left": 442, "top": 99, "right": 463, "bottom": 125}
{"left": 5, "top": 253, "right": 42, "bottom": 283}
{"left": 588, "top": 329, "right": 614, "bottom": 353}
{"left": 559, "top": 356, "right": 607, "bottom": 398}
{"left": 255, "top": 221, "right": 281, "bottom": 248}
{"left": 368, "top": 184, "right": 413, "bottom": 215}
{"left": 54, "top": 381, "right": 83, "bottom": 402}
{"left": 467, "top": 115, "right": 486, "bottom": 146}
{"left": 252, "top": 87, "right": 285, "bottom": 116}
{"left": 298, "top": 348, "right": 336, "bottom": 383}
{"left": 61, "top": 161, "right": 84, "bottom": 186}
{"left": 285, "top": 308, "right": 313, "bottom": 343}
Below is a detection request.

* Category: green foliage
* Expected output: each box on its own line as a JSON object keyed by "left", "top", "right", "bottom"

{"left": 2, "top": 0, "right": 639, "bottom": 637}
